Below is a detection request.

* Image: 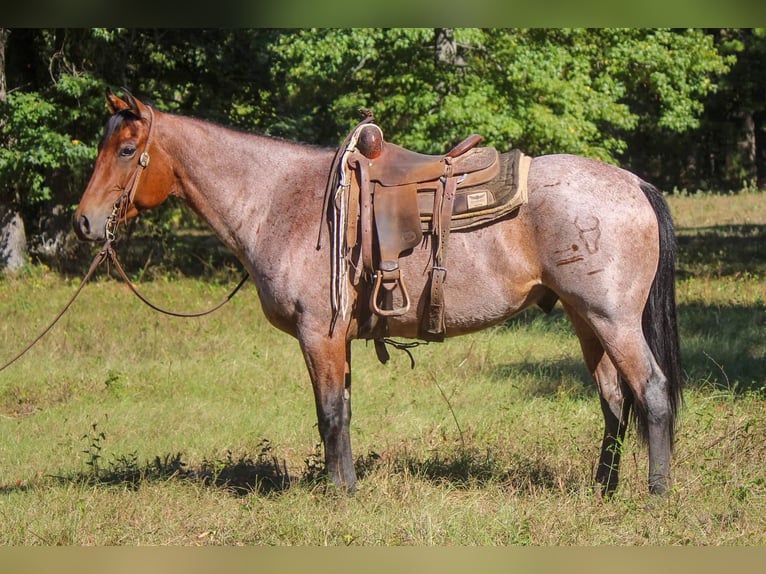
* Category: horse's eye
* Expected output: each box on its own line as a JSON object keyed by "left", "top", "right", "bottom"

{"left": 120, "top": 144, "right": 137, "bottom": 158}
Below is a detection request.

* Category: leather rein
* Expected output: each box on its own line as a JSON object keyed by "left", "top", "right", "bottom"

{"left": 0, "top": 105, "right": 249, "bottom": 373}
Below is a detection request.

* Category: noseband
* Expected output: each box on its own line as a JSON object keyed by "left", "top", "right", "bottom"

{"left": 106, "top": 106, "right": 155, "bottom": 242}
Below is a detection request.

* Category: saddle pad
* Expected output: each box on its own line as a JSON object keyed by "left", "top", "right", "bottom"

{"left": 417, "top": 149, "right": 531, "bottom": 231}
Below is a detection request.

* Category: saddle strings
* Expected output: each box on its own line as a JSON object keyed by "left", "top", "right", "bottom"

{"left": 327, "top": 111, "right": 375, "bottom": 334}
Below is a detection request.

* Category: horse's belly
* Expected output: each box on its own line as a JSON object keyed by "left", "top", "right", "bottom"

{"left": 383, "top": 225, "right": 540, "bottom": 338}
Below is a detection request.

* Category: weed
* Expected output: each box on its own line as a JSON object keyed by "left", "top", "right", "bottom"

{"left": 81, "top": 420, "right": 108, "bottom": 479}
{"left": 301, "top": 442, "right": 327, "bottom": 486}
{"left": 197, "top": 439, "right": 291, "bottom": 495}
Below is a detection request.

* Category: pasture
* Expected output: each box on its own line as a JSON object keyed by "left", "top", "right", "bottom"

{"left": 0, "top": 189, "right": 764, "bottom": 545}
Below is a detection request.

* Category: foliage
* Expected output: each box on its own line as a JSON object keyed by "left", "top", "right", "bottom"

{"left": 0, "top": 29, "right": 105, "bottom": 256}
{"left": 0, "top": 27, "right": 753, "bottom": 262}
{"left": 0, "top": 86, "right": 98, "bottom": 209}
{"left": 267, "top": 28, "right": 730, "bottom": 164}
{"left": 692, "top": 29, "right": 766, "bottom": 190}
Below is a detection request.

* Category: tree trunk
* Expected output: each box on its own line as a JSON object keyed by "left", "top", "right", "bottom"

{"left": 434, "top": 28, "right": 465, "bottom": 67}
{"left": 0, "top": 208, "right": 28, "bottom": 272}
{"left": 754, "top": 111, "right": 766, "bottom": 189}
{"left": 0, "top": 28, "right": 29, "bottom": 273}
{"left": 738, "top": 112, "right": 758, "bottom": 187}
{"left": 0, "top": 28, "right": 6, "bottom": 101}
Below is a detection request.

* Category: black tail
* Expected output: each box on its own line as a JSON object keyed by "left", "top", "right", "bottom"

{"left": 635, "top": 182, "right": 683, "bottom": 445}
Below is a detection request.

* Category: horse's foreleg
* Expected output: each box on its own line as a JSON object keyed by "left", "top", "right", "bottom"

{"left": 299, "top": 335, "right": 356, "bottom": 491}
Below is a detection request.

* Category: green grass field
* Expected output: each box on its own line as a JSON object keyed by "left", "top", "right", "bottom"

{"left": 0, "top": 190, "right": 764, "bottom": 545}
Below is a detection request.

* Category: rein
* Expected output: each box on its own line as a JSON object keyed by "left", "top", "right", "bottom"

{"left": 101, "top": 103, "right": 250, "bottom": 317}
{"left": 0, "top": 243, "right": 109, "bottom": 373}
{"left": 0, "top": 105, "right": 249, "bottom": 373}
{"left": 106, "top": 245, "right": 249, "bottom": 318}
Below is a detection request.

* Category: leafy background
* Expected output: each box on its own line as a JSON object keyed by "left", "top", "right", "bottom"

{"left": 1, "top": 28, "right": 765, "bottom": 271}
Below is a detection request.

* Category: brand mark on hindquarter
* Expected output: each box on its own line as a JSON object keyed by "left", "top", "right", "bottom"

{"left": 554, "top": 216, "right": 601, "bottom": 266}
{"left": 574, "top": 215, "right": 601, "bottom": 254}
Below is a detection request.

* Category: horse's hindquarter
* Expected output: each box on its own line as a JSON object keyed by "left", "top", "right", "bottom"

{"left": 526, "top": 154, "right": 660, "bottom": 315}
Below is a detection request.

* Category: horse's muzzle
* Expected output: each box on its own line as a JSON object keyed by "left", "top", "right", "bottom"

{"left": 73, "top": 212, "right": 103, "bottom": 242}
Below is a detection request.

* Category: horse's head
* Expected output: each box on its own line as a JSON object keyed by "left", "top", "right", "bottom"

{"left": 73, "top": 89, "right": 175, "bottom": 241}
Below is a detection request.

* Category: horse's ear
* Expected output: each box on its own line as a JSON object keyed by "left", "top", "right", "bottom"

{"left": 105, "top": 88, "right": 148, "bottom": 118}
{"left": 106, "top": 88, "right": 131, "bottom": 114}
{"left": 120, "top": 88, "right": 149, "bottom": 118}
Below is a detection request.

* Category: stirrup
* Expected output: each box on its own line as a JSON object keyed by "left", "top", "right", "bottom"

{"left": 371, "top": 262, "right": 411, "bottom": 317}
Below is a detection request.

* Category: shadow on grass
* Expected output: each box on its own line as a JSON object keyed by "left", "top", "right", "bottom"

{"left": 676, "top": 224, "right": 766, "bottom": 279}
{"left": 389, "top": 446, "right": 583, "bottom": 494}
{"left": 490, "top": 270, "right": 765, "bottom": 395}
{"left": 469, "top": 223, "right": 762, "bottom": 399}
{"left": 54, "top": 228, "right": 241, "bottom": 280}
{"left": 1, "top": 442, "right": 584, "bottom": 498}
{"left": 678, "top": 302, "right": 765, "bottom": 392}
{"left": 489, "top": 301, "right": 765, "bottom": 397}
{"left": 50, "top": 445, "right": 293, "bottom": 497}
{"left": 0, "top": 440, "right": 293, "bottom": 497}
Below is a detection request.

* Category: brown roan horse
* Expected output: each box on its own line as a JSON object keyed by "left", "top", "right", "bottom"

{"left": 74, "top": 90, "right": 682, "bottom": 496}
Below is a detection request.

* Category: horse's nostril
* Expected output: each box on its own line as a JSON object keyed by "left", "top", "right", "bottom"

{"left": 74, "top": 213, "right": 91, "bottom": 238}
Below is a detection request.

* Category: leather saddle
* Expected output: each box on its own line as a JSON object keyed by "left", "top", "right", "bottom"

{"left": 328, "top": 114, "right": 530, "bottom": 347}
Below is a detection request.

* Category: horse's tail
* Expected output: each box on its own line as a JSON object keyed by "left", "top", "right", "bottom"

{"left": 634, "top": 182, "right": 684, "bottom": 445}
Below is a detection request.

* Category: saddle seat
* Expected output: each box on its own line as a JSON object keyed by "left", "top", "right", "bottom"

{"left": 357, "top": 124, "right": 498, "bottom": 188}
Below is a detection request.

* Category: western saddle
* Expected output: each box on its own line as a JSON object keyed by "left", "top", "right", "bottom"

{"left": 326, "top": 112, "right": 530, "bottom": 356}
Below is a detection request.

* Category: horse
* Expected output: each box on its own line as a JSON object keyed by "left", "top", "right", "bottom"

{"left": 73, "top": 90, "right": 682, "bottom": 497}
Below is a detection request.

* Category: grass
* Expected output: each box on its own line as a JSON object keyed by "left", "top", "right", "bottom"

{"left": 0, "top": 190, "right": 764, "bottom": 545}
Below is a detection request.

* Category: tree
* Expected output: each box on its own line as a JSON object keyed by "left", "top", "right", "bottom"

{"left": 0, "top": 29, "right": 106, "bottom": 269}
{"left": 0, "top": 28, "right": 28, "bottom": 273}
{"left": 265, "top": 28, "right": 730, "bottom": 177}
{"left": 0, "top": 28, "right": 746, "bottom": 272}
{"left": 692, "top": 29, "right": 766, "bottom": 190}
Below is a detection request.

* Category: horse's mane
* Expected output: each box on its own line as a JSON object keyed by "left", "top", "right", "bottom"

{"left": 100, "top": 104, "right": 332, "bottom": 153}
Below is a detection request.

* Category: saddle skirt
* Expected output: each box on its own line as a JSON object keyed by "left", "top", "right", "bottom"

{"left": 414, "top": 147, "right": 530, "bottom": 232}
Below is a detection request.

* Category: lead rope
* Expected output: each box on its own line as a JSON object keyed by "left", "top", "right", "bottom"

{"left": 106, "top": 245, "right": 249, "bottom": 318}
{"left": 101, "top": 104, "right": 249, "bottom": 320}
{"left": 0, "top": 237, "right": 249, "bottom": 374}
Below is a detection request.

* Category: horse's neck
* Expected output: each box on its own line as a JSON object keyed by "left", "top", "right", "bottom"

{"left": 160, "top": 114, "right": 331, "bottom": 262}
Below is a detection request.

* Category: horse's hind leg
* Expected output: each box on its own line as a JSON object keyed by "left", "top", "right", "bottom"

{"left": 564, "top": 305, "right": 631, "bottom": 497}
{"left": 584, "top": 314, "right": 673, "bottom": 495}
{"left": 299, "top": 334, "right": 356, "bottom": 491}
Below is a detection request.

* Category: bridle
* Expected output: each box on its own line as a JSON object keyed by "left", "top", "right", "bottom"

{"left": 0, "top": 105, "right": 249, "bottom": 373}
{"left": 106, "top": 106, "right": 155, "bottom": 243}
